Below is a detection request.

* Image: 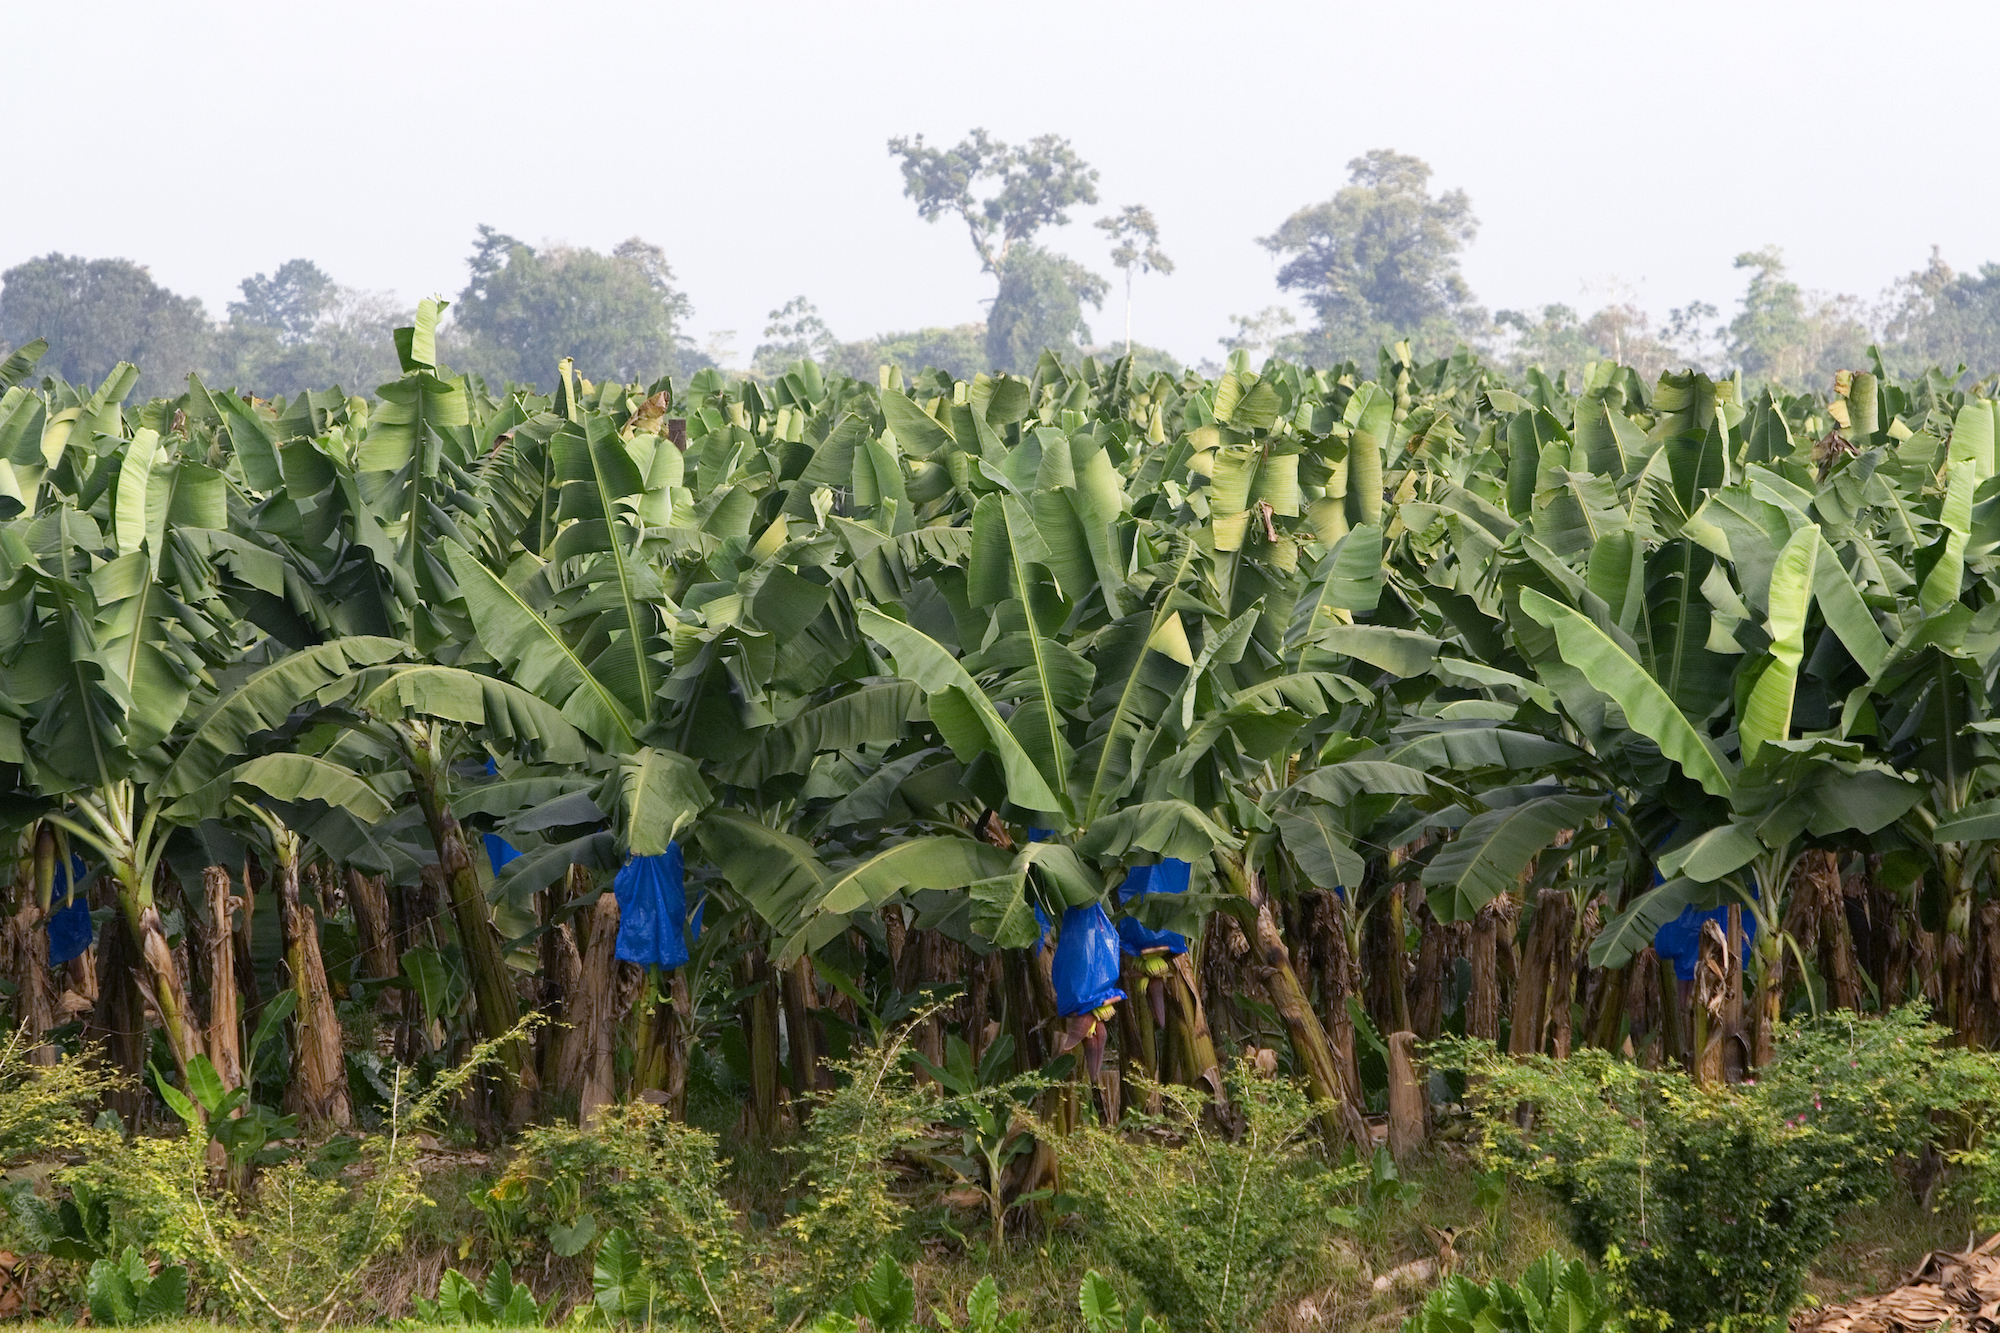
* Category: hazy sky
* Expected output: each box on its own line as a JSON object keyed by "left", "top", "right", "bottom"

{"left": 9, "top": 0, "right": 1999, "bottom": 367}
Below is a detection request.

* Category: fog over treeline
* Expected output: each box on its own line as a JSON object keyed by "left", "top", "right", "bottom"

{"left": 6, "top": 141, "right": 1998, "bottom": 398}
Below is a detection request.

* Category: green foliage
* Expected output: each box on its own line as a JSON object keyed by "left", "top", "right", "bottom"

{"left": 590, "top": 1227, "right": 656, "bottom": 1326}
{"left": 985, "top": 245, "right": 1106, "bottom": 373}
{"left": 1401, "top": 1250, "right": 1612, "bottom": 1333}
{"left": 450, "top": 226, "right": 701, "bottom": 388}
{"left": 218, "top": 258, "right": 406, "bottom": 396}
{"left": 908, "top": 1032, "right": 1053, "bottom": 1252}
{"left": 150, "top": 998, "right": 300, "bottom": 1189}
{"left": 829, "top": 324, "right": 987, "bottom": 381}
{"left": 1262, "top": 149, "right": 1483, "bottom": 362}
{"left": 937, "top": 1274, "right": 1025, "bottom": 1333}
{"left": 782, "top": 1025, "right": 933, "bottom": 1308}
{"left": 886, "top": 128, "right": 1099, "bottom": 278}
{"left": 503, "top": 1100, "right": 741, "bottom": 1326}
{"left": 409, "top": 1260, "right": 556, "bottom": 1326}
{"left": 0, "top": 1028, "right": 125, "bottom": 1165}
{"left": 1077, "top": 1270, "right": 1165, "bottom": 1333}
{"left": 810, "top": 1262, "right": 1147, "bottom": 1333}
{"left": 1060, "top": 1063, "right": 1362, "bottom": 1333}
{"left": 65, "top": 1017, "right": 533, "bottom": 1327}
{"left": 1727, "top": 247, "right": 1868, "bottom": 389}
{"left": 849, "top": 1253, "right": 917, "bottom": 1331}
{"left": 0, "top": 252, "right": 211, "bottom": 397}
{"left": 1880, "top": 249, "right": 2000, "bottom": 379}
{"left": 1444, "top": 1007, "right": 1995, "bottom": 1332}
{"left": 85, "top": 1246, "right": 188, "bottom": 1326}
{"left": 12, "top": 1176, "right": 113, "bottom": 1263}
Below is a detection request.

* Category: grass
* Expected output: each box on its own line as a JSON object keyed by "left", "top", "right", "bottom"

{"left": 5, "top": 1144, "right": 1974, "bottom": 1330}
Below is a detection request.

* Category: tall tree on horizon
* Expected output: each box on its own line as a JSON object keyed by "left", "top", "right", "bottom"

{"left": 0, "top": 254, "right": 212, "bottom": 396}
{"left": 888, "top": 129, "right": 1107, "bottom": 369}
{"left": 1260, "top": 149, "right": 1483, "bottom": 364}
{"left": 1096, "top": 205, "right": 1174, "bottom": 356}
{"left": 448, "top": 226, "right": 703, "bottom": 391}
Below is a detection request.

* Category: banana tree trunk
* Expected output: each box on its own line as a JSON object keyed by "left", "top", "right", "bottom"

{"left": 737, "top": 946, "right": 781, "bottom": 1141}
{"left": 92, "top": 916, "right": 148, "bottom": 1126}
{"left": 7, "top": 836, "right": 55, "bottom": 1066}
{"left": 1409, "top": 904, "right": 1446, "bottom": 1038}
{"left": 1217, "top": 851, "right": 1369, "bottom": 1149}
{"left": 347, "top": 871, "right": 399, "bottom": 1001}
{"left": 1821, "top": 861, "right": 1865, "bottom": 1013}
{"left": 1164, "top": 952, "right": 1221, "bottom": 1103}
{"left": 780, "top": 955, "right": 821, "bottom": 1107}
{"left": 398, "top": 870, "right": 445, "bottom": 1063}
{"left": 1587, "top": 959, "right": 1631, "bottom": 1051}
{"left": 1309, "top": 890, "right": 1362, "bottom": 1115}
{"left": 1385, "top": 878, "right": 1412, "bottom": 1036}
{"left": 562, "top": 891, "right": 620, "bottom": 1126}
{"left": 1468, "top": 902, "right": 1503, "bottom": 1042}
{"left": 232, "top": 860, "right": 261, "bottom": 1023}
{"left": 112, "top": 864, "right": 204, "bottom": 1088}
{"left": 1974, "top": 900, "right": 2000, "bottom": 1050}
{"left": 1657, "top": 952, "right": 1684, "bottom": 1070}
{"left": 400, "top": 725, "right": 536, "bottom": 1123}
{"left": 274, "top": 838, "right": 349, "bottom": 1129}
{"left": 1385, "top": 1030, "right": 1427, "bottom": 1163}
{"left": 629, "top": 963, "right": 688, "bottom": 1114}
{"left": 1509, "top": 890, "right": 1572, "bottom": 1057}
{"left": 536, "top": 870, "right": 584, "bottom": 1090}
{"left": 200, "top": 867, "right": 243, "bottom": 1093}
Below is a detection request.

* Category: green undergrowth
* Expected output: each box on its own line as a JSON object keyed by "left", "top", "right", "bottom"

{"left": 0, "top": 1160, "right": 1965, "bottom": 1333}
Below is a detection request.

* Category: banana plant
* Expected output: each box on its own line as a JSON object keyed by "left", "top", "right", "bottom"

{"left": 0, "top": 382, "right": 244, "bottom": 1083}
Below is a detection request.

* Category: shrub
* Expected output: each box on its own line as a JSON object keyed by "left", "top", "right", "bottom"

{"left": 1401, "top": 1250, "right": 1611, "bottom": 1333}
{"left": 781, "top": 1023, "right": 934, "bottom": 1311}
{"left": 1059, "top": 1061, "right": 1363, "bottom": 1333}
{"left": 1442, "top": 1005, "right": 1995, "bottom": 1332}
{"left": 407, "top": 1261, "right": 556, "bottom": 1327}
{"left": 500, "top": 1100, "right": 743, "bottom": 1327}
{"left": 61, "top": 1020, "right": 531, "bottom": 1326}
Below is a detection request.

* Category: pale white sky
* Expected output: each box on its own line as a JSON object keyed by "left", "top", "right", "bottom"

{"left": 8, "top": 0, "right": 1997, "bottom": 367}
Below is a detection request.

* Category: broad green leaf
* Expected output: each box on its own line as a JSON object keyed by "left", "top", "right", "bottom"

{"left": 1657, "top": 821, "right": 1762, "bottom": 884}
{"left": 619, "top": 747, "right": 709, "bottom": 856}
{"left": 1589, "top": 877, "right": 1728, "bottom": 968}
{"left": 860, "top": 608, "right": 1066, "bottom": 815}
{"left": 351, "top": 665, "right": 588, "bottom": 765}
{"left": 0, "top": 339, "right": 46, "bottom": 389}
{"left": 1275, "top": 806, "right": 1365, "bottom": 891}
{"left": 1737, "top": 523, "right": 1818, "bottom": 763}
{"left": 1316, "top": 625, "right": 1445, "bottom": 678}
{"left": 207, "top": 753, "right": 391, "bottom": 824}
{"left": 1936, "top": 797, "right": 2000, "bottom": 843}
{"left": 442, "top": 540, "right": 638, "bottom": 753}
{"left": 1813, "top": 535, "right": 1889, "bottom": 676}
{"left": 160, "top": 638, "right": 407, "bottom": 797}
{"left": 1519, "top": 588, "right": 1733, "bottom": 797}
{"left": 1422, "top": 793, "right": 1601, "bottom": 921}
{"left": 1920, "top": 461, "right": 1974, "bottom": 615}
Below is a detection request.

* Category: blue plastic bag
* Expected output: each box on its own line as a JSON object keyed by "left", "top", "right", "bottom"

{"left": 1116, "top": 859, "right": 1190, "bottom": 956}
{"left": 1052, "top": 903, "right": 1126, "bottom": 1016}
{"left": 1654, "top": 884, "right": 1758, "bottom": 982}
{"left": 484, "top": 834, "right": 522, "bottom": 876}
{"left": 614, "top": 843, "right": 690, "bottom": 969}
{"left": 46, "top": 856, "right": 92, "bottom": 966}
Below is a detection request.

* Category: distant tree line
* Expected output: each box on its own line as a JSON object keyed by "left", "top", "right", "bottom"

{"left": 9, "top": 134, "right": 2000, "bottom": 397}
{"left": 0, "top": 231, "right": 710, "bottom": 399}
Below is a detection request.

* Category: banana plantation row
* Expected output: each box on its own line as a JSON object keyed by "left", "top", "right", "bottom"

{"left": 0, "top": 306, "right": 1988, "bottom": 1144}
